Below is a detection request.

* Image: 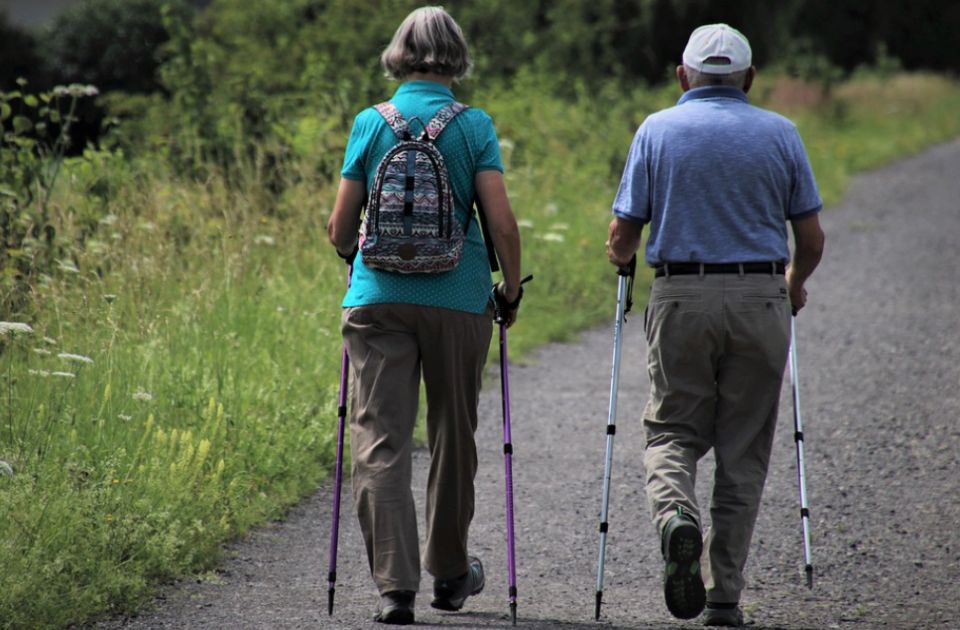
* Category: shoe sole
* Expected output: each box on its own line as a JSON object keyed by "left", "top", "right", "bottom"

{"left": 431, "top": 563, "right": 485, "bottom": 612}
{"left": 430, "top": 580, "right": 484, "bottom": 612}
{"left": 663, "top": 521, "right": 706, "bottom": 620}
{"left": 375, "top": 608, "right": 415, "bottom": 625}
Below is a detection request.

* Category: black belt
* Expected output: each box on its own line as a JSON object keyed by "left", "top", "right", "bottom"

{"left": 654, "top": 262, "right": 785, "bottom": 277}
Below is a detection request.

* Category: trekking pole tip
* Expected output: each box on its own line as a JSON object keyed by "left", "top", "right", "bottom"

{"left": 595, "top": 591, "right": 603, "bottom": 620}
{"left": 805, "top": 565, "right": 814, "bottom": 589}
{"left": 328, "top": 587, "right": 335, "bottom": 615}
{"left": 510, "top": 602, "right": 517, "bottom": 626}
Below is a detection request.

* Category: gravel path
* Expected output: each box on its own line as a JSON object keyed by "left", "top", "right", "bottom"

{"left": 97, "top": 139, "right": 960, "bottom": 629}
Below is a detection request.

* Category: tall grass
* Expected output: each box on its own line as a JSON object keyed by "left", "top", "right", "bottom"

{"left": 1, "top": 71, "right": 959, "bottom": 628}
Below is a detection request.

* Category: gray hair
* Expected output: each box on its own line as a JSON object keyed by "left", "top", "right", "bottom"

{"left": 684, "top": 63, "right": 750, "bottom": 90}
{"left": 380, "top": 6, "right": 472, "bottom": 81}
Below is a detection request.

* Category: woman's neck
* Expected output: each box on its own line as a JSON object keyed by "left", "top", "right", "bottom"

{"left": 406, "top": 72, "right": 454, "bottom": 87}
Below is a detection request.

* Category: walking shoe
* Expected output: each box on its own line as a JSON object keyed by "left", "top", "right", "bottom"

{"left": 661, "top": 508, "right": 706, "bottom": 620}
{"left": 374, "top": 590, "right": 415, "bottom": 625}
{"left": 703, "top": 602, "right": 744, "bottom": 627}
{"left": 431, "top": 556, "right": 485, "bottom": 611}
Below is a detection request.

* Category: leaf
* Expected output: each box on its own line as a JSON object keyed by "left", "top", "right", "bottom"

{"left": 24, "top": 95, "right": 38, "bottom": 108}
{"left": 12, "top": 116, "right": 33, "bottom": 134}
{"left": 0, "top": 103, "right": 10, "bottom": 121}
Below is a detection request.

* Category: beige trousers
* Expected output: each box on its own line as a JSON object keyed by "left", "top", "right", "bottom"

{"left": 341, "top": 303, "right": 492, "bottom": 595}
{"left": 642, "top": 273, "right": 791, "bottom": 604}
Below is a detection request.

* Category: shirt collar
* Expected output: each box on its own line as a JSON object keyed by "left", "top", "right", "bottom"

{"left": 394, "top": 80, "right": 455, "bottom": 99}
{"left": 678, "top": 85, "right": 749, "bottom": 105}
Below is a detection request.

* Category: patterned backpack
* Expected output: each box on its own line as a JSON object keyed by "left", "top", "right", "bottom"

{"left": 359, "top": 101, "right": 470, "bottom": 274}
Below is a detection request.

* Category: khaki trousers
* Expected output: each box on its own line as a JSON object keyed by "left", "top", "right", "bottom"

{"left": 642, "top": 273, "right": 791, "bottom": 604}
{"left": 342, "top": 303, "right": 492, "bottom": 594}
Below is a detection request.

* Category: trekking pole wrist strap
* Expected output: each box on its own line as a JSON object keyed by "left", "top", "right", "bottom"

{"left": 496, "top": 285, "right": 523, "bottom": 310}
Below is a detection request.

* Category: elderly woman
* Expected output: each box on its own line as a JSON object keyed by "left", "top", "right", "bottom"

{"left": 327, "top": 6, "right": 523, "bottom": 625}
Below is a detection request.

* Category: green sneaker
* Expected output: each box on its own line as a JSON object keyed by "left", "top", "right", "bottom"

{"left": 661, "top": 509, "right": 706, "bottom": 620}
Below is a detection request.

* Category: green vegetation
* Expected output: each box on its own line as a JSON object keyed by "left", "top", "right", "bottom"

{"left": 2, "top": 2, "right": 960, "bottom": 627}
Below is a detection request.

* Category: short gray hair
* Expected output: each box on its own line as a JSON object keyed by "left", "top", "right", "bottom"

{"left": 380, "top": 6, "right": 472, "bottom": 81}
{"left": 684, "top": 63, "right": 750, "bottom": 89}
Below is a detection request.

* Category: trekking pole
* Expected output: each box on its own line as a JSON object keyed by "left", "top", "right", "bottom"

{"left": 494, "top": 274, "right": 533, "bottom": 627}
{"left": 788, "top": 316, "right": 814, "bottom": 589}
{"left": 595, "top": 256, "right": 636, "bottom": 621}
{"left": 328, "top": 260, "right": 353, "bottom": 615}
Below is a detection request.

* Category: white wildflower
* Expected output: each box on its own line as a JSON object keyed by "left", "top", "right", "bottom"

{"left": 254, "top": 235, "right": 276, "bottom": 246}
{"left": 33, "top": 348, "right": 52, "bottom": 356}
{"left": 118, "top": 414, "right": 133, "bottom": 421}
{"left": 52, "top": 371, "right": 76, "bottom": 379}
{"left": 544, "top": 202, "right": 559, "bottom": 215}
{"left": 98, "top": 214, "right": 118, "bottom": 226}
{"left": 43, "top": 336, "right": 57, "bottom": 345}
{"left": 517, "top": 219, "right": 535, "bottom": 229}
{"left": 58, "top": 353, "right": 94, "bottom": 365}
{"left": 133, "top": 390, "right": 153, "bottom": 402}
{"left": 0, "top": 322, "right": 34, "bottom": 335}
{"left": 29, "top": 369, "right": 52, "bottom": 377}
{"left": 499, "top": 138, "right": 515, "bottom": 151}
{"left": 58, "top": 260, "right": 79, "bottom": 273}
{"left": 549, "top": 222, "right": 570, "bottom": 231}
{"left": 103, "top": 294, "right": 117, "bottom": 303}
{"left": 536, "top": 232, "right": 566, "bottom": 243}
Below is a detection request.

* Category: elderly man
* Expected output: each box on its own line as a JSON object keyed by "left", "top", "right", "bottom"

{"left": 605, "top": 24, "right": 825, "bottom": 627}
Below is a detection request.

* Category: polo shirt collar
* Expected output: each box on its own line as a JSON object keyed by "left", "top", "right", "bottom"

{"left": 394, "top": 80, "right": 455, "bottom": 99}
{"left": 678, "top": 86, "right": 749, "bottom": 105}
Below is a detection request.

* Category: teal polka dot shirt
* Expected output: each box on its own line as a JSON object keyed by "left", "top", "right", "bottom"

{"left": 340, "top": 81, "right": 503, "bottom": 314}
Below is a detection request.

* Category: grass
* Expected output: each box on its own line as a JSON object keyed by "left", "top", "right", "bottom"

{"left": 1, "top": 71, "right": 959, "bottom": 628}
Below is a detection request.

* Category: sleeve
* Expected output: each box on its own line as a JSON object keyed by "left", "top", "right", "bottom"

{"left": 786, "top": 127, "right": 823, "bottom": 219}
{"left": 611, "top": 125, "right": 651, "bottom": 223}
{"left": 340, "top": 110, "right": 371, "bottom": 181}
{"left": 473, "top": 110, "right": 504, "bottom": 173}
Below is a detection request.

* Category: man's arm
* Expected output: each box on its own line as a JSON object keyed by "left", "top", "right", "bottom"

{"left": 786, "top": 213, "right": 825, "bottom": 313}
{"left": 606, "top": 216, "right": 644, "bottom": 268}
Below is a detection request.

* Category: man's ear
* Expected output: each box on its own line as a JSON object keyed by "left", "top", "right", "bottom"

{"left": 743, "top": 66, "right": 757, "bottom": 94}
{"left": 676, "top": 65, "right": 690, "bottom": 92}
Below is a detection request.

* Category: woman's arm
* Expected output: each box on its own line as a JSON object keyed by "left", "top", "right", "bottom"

{"left": 327, "top": 178, "right": 366, "bottom": 257}
{"left": 475, "top": 170, "right": 521, "bottom": 300}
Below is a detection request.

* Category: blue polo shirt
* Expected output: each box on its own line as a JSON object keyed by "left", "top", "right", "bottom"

{"left": 612, "top": 86, "right": 822, "bottom": 265}
{"left": 340, "top": 81, "right": 503, "bottom": 313}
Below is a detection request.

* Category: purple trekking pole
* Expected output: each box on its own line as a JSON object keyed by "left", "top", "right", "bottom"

{"left": 328, "top": 262, "right": 353, "bottom": 615}
{"left": 493, "top": 275, "right": 532, "bottom": 626}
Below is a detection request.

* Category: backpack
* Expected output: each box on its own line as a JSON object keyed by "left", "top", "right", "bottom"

{"left": 359, "top": 101, "right": 471, "bottom": 274}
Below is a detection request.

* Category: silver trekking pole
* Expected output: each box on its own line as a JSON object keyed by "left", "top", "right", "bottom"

{"left": 595, "top": 256, "right": 636, "bottom": 620}
{"left": 788, "top": 316, "right": 814, "bottom": 588}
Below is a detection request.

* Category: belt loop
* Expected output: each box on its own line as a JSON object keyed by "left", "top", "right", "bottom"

{"left": 737, "top": 263, "right": 744, "bottom": 277}
{"left": 698, "top": 263, "right": 704, "bottom": 278}
{"left": 664, "top": 263, "right": 670, "bottom": 278}
{"left": 770, "top": 261, "right": 776, "bottom": 276}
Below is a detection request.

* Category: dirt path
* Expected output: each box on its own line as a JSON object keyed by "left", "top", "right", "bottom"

{"left": 97, "top": 139, "right": 960, "bottom": 629}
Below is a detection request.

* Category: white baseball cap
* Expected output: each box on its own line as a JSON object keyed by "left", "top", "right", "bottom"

{"left": 682, "top": 24, "right": 752, "bottom": 74}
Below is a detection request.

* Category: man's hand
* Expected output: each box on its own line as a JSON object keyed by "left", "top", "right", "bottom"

{"left": 606, "top": 217, "right": 643, "bottom": 267}
{"left": 786, "top": 267, "right": 808, "bottom": 314}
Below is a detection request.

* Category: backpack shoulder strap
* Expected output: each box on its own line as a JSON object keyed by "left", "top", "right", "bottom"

{"left": 374, "top": 102, "right": 410, "bottom": 139}
{"left": 424, "top": 102, "right": 469, "bottom": 141}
